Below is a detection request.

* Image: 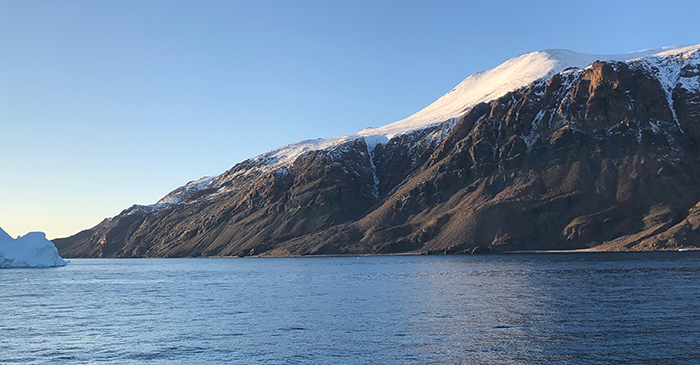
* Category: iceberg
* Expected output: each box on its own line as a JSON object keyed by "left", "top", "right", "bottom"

{"left": 0, "top": 227, "right": 67, "bottom": 268}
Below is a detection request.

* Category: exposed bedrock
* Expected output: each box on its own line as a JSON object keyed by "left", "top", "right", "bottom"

{"left": 56, "top": 58, "right": 700, "bottom": 257}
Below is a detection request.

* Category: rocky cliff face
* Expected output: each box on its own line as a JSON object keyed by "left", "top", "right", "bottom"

{"left": 55, "top": 46, "right": 700, "bottom": 257}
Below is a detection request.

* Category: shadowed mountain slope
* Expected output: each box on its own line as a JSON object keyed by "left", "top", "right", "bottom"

{"left": 55, "top": 45, "right": 700, "bottom": 257}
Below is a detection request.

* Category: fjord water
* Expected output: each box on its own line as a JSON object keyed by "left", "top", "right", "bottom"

{"left": 2, "top": 253, "right": 699, "bottom": 364}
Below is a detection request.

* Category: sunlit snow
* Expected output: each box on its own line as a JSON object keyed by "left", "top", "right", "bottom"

{"left": 146, "top": 44, "right": 699, "bottom": 210}
{"left": 261, "top": 45, "right": 695, "bottom": 169}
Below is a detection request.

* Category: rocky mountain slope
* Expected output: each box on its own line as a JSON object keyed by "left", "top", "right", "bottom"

{"left": 55, "top": 44, "right": 700, "bottom": 257}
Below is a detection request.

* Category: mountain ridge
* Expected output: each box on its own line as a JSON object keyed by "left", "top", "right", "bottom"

{"left": 55, "top": 44, "right": 700, "bottom": 257}
{"left": 136, "top": 44, "right": 698, "bottom": 215}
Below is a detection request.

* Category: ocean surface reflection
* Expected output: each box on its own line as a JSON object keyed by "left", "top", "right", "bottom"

{"left": 1, "top": 252, "right": 699, "bottom": 364}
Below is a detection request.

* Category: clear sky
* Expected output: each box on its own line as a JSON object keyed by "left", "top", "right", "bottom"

{"left": 1, "top": 0, "right": 699, "bottom": 239}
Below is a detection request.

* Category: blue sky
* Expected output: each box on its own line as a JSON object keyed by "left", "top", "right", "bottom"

{"left": 1, "top": 0, "right": 699, "bottom": 239}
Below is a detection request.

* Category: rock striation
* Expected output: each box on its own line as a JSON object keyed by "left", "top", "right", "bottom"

{"left": 55, "top": 45, "right": 700, "bottom": 257}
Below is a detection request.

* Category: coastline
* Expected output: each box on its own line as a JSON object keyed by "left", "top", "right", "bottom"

{"left": 59, "top": 247, "right": 700, "bottom": 260}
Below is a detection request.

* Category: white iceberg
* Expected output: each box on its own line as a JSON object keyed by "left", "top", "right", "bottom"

{"left": 0, "top": 227, "right": 67, "bottom": 268}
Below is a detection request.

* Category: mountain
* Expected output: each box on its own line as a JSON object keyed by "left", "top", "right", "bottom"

{"left": 55, "top": 44, "right": 700, "bottom": 257}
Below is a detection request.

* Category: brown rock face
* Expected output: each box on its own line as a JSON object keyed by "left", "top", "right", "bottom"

{"left": 55, "top": 59, "right": 700, "bottom": 257}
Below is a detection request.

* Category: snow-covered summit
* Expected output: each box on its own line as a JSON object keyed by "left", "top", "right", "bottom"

{"left": 260, "top": 45, "right": 692, "bottom": 164}
{"left": 0, "top": 227, "right": 67, "bottom": 268}
{"left": 146, "top": 44, "right": 699, "bottom": 209}
{"left": 371, "top": 46, "right": 687, "bottom": 138}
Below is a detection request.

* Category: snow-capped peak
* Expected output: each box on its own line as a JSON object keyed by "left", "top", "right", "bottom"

{"left": 146, "top": 44, "right": 699, "bottom": 210}
{"left": 264, "top": 45, "right": 693, "bottom": 162}
{"left": 364, "top": 46, "right": 690, "bottom": 141}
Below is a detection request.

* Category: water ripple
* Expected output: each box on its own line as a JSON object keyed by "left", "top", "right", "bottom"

{"left": 1, "top": 252, "right": 699, "bottom": 364}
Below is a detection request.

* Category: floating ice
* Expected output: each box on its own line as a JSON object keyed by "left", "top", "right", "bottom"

{"left": 0, "top": 227, "right": 67, "bottom": 268}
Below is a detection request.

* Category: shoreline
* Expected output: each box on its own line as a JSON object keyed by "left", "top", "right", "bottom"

{"left": 61, "top": 247, "right": 700, "bottom": 260}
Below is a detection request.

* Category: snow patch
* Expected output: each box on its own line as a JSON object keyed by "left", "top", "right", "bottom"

{"left": 366, "top": 143, "right": 380, "bottom": 198}
{"left": 258, "top": 136, "right": 352, "bottom": 168}
{"left": 523, "top": 109, "right": 547, "bottom": 151}
{"left": 363, "top": 135, "right": 390, "bottom": 150}
{"left": 629, "top": 44, "right": 700, "bottom": 134}
{"left": 649, "top": 120, "right": 682, "bottom": 154}
{"left": 633, "top": 120, "right": 643, "bottom": 143}
{"left": 156, "top": 175, "right": 218, "bottom": 206}
{"left": 0, "top": 228, "right": 67, "bottom": 268}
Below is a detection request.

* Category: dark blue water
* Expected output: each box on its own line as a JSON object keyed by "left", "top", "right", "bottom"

{"left": 1, "top": 252, "right": 699, "bottom": 364}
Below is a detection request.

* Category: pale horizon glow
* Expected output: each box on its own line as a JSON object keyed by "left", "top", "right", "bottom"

{"left": 1, "top": 0, "right": 699, "bottom": 239}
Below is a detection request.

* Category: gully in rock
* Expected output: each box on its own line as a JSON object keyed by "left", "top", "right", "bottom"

{"left": 54, "top": 45, "right": 700, "bottom": 258}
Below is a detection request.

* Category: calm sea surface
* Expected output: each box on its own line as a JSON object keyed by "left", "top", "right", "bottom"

{"left": 1, "top": 252, "right": 699, "bottom": 364}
